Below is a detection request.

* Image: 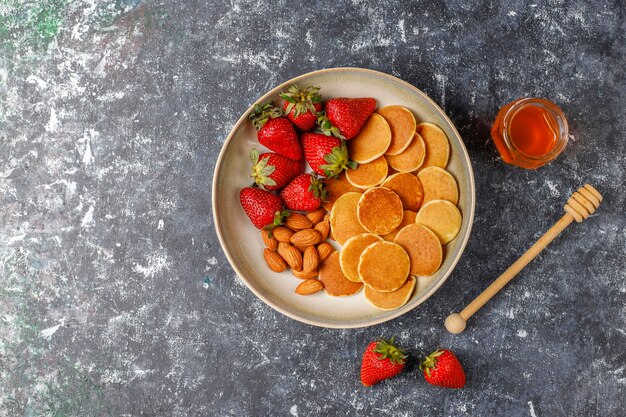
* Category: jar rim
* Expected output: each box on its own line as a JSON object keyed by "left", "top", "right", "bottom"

{"left": 502, "top": 98, "right": 569, "bottom": 162}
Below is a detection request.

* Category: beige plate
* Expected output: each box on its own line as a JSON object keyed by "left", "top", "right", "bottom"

{"left": 212, "top": 68, "right": 475, "bottom": 328}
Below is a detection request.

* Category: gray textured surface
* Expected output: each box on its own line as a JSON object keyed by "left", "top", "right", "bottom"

{"left": 1, "top": 1, "right": 625, "bottom": 416}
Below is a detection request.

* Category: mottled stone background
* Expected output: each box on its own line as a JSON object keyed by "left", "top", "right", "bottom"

{"left": 0, "top": 1, "right": 624, "bottom": 416}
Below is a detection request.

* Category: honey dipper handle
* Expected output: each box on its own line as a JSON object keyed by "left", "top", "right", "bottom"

{"left": 460, "top": 213, "right": 574, "bottom": 320}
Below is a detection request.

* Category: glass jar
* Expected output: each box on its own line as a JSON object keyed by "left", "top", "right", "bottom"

{"left": 491, "top": 98, "right": 569, "bottom": 169}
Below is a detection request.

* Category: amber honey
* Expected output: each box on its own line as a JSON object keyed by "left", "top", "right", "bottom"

{"left": 491, "top": 98, "right": 568, "bottom": 169}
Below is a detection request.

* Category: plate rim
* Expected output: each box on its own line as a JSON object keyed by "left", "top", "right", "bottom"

{"left": 212, "top": 67, "right": 475, "bottom": 329}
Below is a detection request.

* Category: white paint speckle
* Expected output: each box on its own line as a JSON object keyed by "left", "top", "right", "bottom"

{"left": 7, "top": 234, "right": 26, "bottom": 245}
{"left": 517, "top": 329, "right": 528, "bottom": 338}
{"left": 508, "top": 11, "right": 517, "bottom": 17}
{"left": 81, "top": 205, "right": 95, "bottom": 227}
{"left": 398, "top": 19, "right": 406, "bottom": 42}
{"left": 545, "top": 179, "right": 560, "bottom": 197}
{"left": 157, "top": 219, "right": 164, "bottom": 230}
{"left": 134, "top": 251, "right": 170, "bottom": 278}
{"left": 528, "top": 400, "right": 537, "bottom": 417}
{"left": 41, "top": 318, "right": 65, "bottom": 340}
{"left": 45, "top": 107, "right": 59, "bottom": 132}
{"left": 208, "top": 257, "right": 218, "bottom": 266}
{"left": 290, "top": 405, "right": 298, "bottom": 417}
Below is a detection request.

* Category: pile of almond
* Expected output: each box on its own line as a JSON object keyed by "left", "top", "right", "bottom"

{"left": 261, "top": 208, "right": 333, "bottom": 295}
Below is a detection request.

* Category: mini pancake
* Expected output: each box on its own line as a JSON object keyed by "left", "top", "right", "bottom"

{"left": 382, "top": 210, "right": 417, "bottom": 242}
{"left": 322, "top": 172, "right": 362, "bottom": 212}
{"left": 416, "top": 166, "right": 459, "bottom": 206}
{"left": 356, "top": 187, "right": 403, "bottom": 235}
{"left": 394, "top": 224, "right": 442, "bottom": 276}
{"left": 347, "top": 113, "right": 392, "bottom": 164}
{"left": 345, "top": 156, "right": 388, "bottom": 189}
{"left": 319, "top": 251, "right": 363, "bottom": 296}
{"left": 417, "top": 122, "right": 450, "bottom": 169}
{"left": 381, "top": 172, "right": 424, "bottom": 211}
{"left": 379, "top": 106, "right": 417, "bottom": 155}
{"left": 358, "top": 241, "right": 410, "bottom": 292}
{"left": 385, "top": 133, "right": 426, "bottom": 172}
{"left": 365, "top": 276, "right": 416, "bottom": 311}
{"left": 330, "top": 192, "right": 368, "bottom": 245}
{"left": 415, "top": 200, "right": 462, "bottom": 244}
{"left": 339, "top": 233, "right": 382, "bottom": 282}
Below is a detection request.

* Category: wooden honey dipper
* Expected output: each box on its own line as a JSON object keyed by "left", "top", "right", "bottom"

{"left": 445, "top": 184, "right": 603, "bottom": 334}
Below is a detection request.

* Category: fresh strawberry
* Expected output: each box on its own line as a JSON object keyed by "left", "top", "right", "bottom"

{"left": 360, "top": 337, "right": 407, "bottom": 387}
{"left": 323, "top": 97, "right": 377, "bottom": 140}
{"left": 280, "top": 85, "right": 323, "bottom": 131}
{"left": 301, "top": 132, "right": 357, "bottom": 178}
{"left": 249, "top": 103, "right": 302, "bottom": 160}
{"left": 239, "top": 187, "right": 288, "bottom": 229}
{"left": 420, "top": 349, "right": 466, "bottom": 389}
{"left": 250, "top": 149, "right": 303, "bottom": 191}
{"left": 280, "top": 173, "right": 325, "bottom": 211}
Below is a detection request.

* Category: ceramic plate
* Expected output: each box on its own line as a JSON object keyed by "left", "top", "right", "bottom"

{"left": 212, "top": 68, "right": 475, "bottom": 328}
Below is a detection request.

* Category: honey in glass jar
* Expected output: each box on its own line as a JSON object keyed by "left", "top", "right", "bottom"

{"left": 491, "top": 98, "right": 569, "bottom": 169}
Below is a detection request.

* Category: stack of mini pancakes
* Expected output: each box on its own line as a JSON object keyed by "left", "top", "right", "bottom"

{"left": 320, "top": 106, "right": 462, "bottom": 311}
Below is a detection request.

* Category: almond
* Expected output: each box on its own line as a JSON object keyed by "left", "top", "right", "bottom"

{"left": 314, "top": 220, "right": 330, "bottom": 241}
{"left": 261, "top": 229, "right": 278, "bottom": 251}
{"left": 293, "top": 269, "right": 319, "bottom": 280}
{"left": 316, "top": 242, "right": 333, "bottom": 262}
{"left": 303, "top": 246, "right": 319, "bottom": 273}
{"left": 295, "top": 278, "right": 323, "bottom": 295}
{"left": 263, "top": 249, "right": 287, "bottom": 273}
{"left": 285, "top": 213, "right": 312, "bottom": 231}
{"left": 290, "top": 229, "right": 322, "bottom": 247}
{"left": 278, "top": 242, "right": 303, "bottom": 271}
{"left": 305, "top": 208, "right": 326, "bottom": 225}
{"left": 273, "top": 226, "right": 293, "bottom": 243}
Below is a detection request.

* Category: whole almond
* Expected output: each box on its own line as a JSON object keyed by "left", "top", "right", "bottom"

{"left": 263, "top": 249, "right": 287, "bottom": 273}
{"left": 285, "top": 213, "right": 312, "bottom": 231}
{"left": 305, "top": 208, "right": 326, "bottom": 225}
{"left": 314, "top": 220, "right": 330, "bottom": 241}
{"left": 316, "top": 242, "right": 333, "bottom": 262}
{"left": 290, "top": 229, "right": 322, "bottom": 247}
{"left": 261, "top": 229, "right": 278, "bottom": 251}
{"left": 292, "top": 269, "right": 319, "bottom": 280}
{"left": 278, "top": 243, "right": 303, "bottom": 271}
{"left": 303, "top": 246, "right": 319, "bottom": 273}
{"left": 273, "top": 226, "right": 293, "bottom": 243}
{"left": 295, "top": 278, "right": 324, "bottom": 295}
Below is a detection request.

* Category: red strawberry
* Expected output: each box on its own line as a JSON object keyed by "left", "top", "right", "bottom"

{"left": 280, "top": 173, "right": 325, "bottom": 211}
{"left": 250, "top": 149, "right": 303, "bottom": 191}
{"left": 280, "top": 85, "right": 323, "bottom": 131}
{"left": 249, "top": 103, "right": 302, "bottom": 160}
{"left": 301, "top": 132, "right": 357, "bottom": 178}
{"left": 239, "top": 187, "right": 288, "bottom": 229}
{"left": 420, "top": 349, "right": 466, "bottom": 389}
{"left": 360, "top": 337, "right": 407, "bottom": 387}
{"left": 323, "top": 97, "right": 376, "bottom": 140}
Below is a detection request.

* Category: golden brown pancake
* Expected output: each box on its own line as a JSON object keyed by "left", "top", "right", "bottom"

{"left": 394, "top": 224, "right": 442, "bottom": 276}
{"left": 379, "top": 106, "right": 417, "bottom": 155}
{"left": 319, "top": 251, "right": 363, "bottom": 296}
{"left": 365, "top": 276, "right": 416, "bottom": 311}
{"left": 347, "top": 113, "right": 392, "bottom": 164}
{"left": 381, "top": 172, "right": 424, "bottom": 211}
{"left": 339, "top": 233, "right": 382, "bottom": 282}
{"left": 358, "top": 241, "right": 410, "bottom": 292}
{"left": 322, "top": 172, "right": 362, "bottom": 212}
{"left": 416, "top": 166, "right": 459, "bottom": 206}
{"left": 417, "top": 122, "right": 450, "bottom": 170}
{"left": 415, "top": 200, "right": 462, "bottom": 244}
{"left": 382, "top": 210, "right": 417, "bottom": 241}
{"left": 385, "top": 132, "right": 426, "bottom": 172}
{"left": 330, "top": 192, "right": 368, "bottom": 245}
{"left": 345, "top": 156, "right": 388, "bottom": 189}
{"left": 356, "top": 187, "right": 403, "bottom": 235}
